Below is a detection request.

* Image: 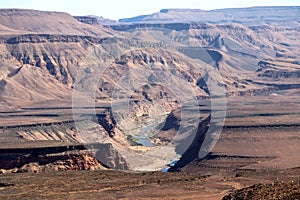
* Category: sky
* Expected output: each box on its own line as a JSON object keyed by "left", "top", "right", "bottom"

{"left": 0, "top": 0, "right": 299, "bottom": 20}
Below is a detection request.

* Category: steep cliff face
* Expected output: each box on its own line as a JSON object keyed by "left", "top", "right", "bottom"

{"left": 95, "top": 143, "right": 129, "bottom": 170}
{"left": 97, "top": 109, "right": 117, "bottom": 137}
{"left": 11, "top": 152, "right": 102, "bottom": 173}
{"left": 168, "top": 115, "right": 211, "bottom": 172}
{"left": 0, "top": 144, "right": 103, "bottom": 173}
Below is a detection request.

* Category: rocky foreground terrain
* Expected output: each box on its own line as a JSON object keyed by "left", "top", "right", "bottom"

{"left": 223, "top": 180, "right": 300, "bottom": 200}
{"left": 0, "top": 6, "right": 299, "bottom": 199}
{"left": 0, "top": 168, "right": 299, "bottom": 199}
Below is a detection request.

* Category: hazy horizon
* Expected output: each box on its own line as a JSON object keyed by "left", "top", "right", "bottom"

{"left": 0, "top": 0, "right": 299, "bottom": 20}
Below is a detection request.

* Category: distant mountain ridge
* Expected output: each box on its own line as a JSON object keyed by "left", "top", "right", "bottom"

{"left": 118, "top": 6, "right": 300, "bottom": 27}
{"left": 0, "top": 9, "right": 113, "bottom": 36}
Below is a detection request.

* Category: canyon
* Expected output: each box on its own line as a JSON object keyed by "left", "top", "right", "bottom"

{"left": 0, "top": 6, "right": 299, "bottom": 199}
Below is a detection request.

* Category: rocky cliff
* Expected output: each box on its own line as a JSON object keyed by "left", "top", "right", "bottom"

{"left": 74, "top": 16, "right": 98, "bottom": 25}
{"left": 0, "top": 144, "right": 102, "bottom": 173}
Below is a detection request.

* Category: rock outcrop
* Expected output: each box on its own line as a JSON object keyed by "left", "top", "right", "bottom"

{"left": 16, "top": 152, "right": 102, "bottom": 173}
{"left": 95, "top": 143, "right": 129, "bottom": 170}
{"left": 74, "top": 16, "right": 98, "bottom": 25}
{"left": 223, "top": 180, "right": 300, "bottom": 200}
{"left": 0, "top": 145, "right": 102, "bottom": 173}
{"left": 0, "top": 142, "right": 130, "bottom": 173}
